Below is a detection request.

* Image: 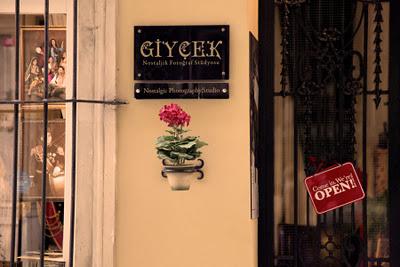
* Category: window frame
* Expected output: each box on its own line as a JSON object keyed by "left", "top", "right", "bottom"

{"left": 64, "top": 0, "right": 119, "bottom": 266}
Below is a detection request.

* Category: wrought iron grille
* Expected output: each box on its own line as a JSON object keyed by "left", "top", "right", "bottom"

{"left": 0, "top": 1, "right": 125, "bottom": 266}
{"left": 258, "top": 0, "right": 400, "bottom": 266}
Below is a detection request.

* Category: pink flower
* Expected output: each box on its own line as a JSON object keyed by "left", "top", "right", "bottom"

{"left": 159, "top": 103, "right": 191, "bottom": 127}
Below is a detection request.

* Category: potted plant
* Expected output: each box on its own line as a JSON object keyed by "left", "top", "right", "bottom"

{"left": 156, "top": 104, "right": 207, "bottom": 190}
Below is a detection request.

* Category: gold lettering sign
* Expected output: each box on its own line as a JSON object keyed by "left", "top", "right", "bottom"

{"left": 135, "top": 25, "right": 229, "bottom": 80}
{"left": 140, "top": 40, "right": 223, "bottom": 60}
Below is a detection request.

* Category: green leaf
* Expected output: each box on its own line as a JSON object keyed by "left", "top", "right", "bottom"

{"left": 157, "top": 135, "right": 177, "bottom": 142}
{"left": 170, "top": 151, "right": 195, "bottom": 160}
{"left": 156, "top": 132, "right": 207, "bottom": 163}
{"left": 196, "top": 140, "right": 208, "bottom": 148}
{"left": 178, "top": 141, "right": 197, "bottom": 149}
{"left": 182, "top": 136, "right": 197, "bottom": 141}
{"left": 157, "top": 143, "right": 173, "bottom": 149}
{"left": 157, "top": 150, "right": 174, "bottom": 161}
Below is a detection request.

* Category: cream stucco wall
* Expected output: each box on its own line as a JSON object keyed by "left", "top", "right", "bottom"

{"left": 116, "top": 0, "right": 258, "bottom": 266}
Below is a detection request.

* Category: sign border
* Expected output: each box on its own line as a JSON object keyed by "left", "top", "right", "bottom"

{"left": 134, "top": 82, "right": 229, "bottom": 99}
{"left": 134, "top": 25, "right": 230, "bottom": 81}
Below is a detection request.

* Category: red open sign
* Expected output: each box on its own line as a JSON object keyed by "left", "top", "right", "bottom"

{"left": 304, "top": 162, "right": 365, "bottom": 214}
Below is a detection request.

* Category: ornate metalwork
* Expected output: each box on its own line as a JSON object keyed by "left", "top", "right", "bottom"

{"left": 373, "top": 0, "right": 384, "bottom": 107}
{"left": 161, "top": 159, "right": 205, "bottom": 180}
{"left": 270, "top": 0, "right": 393, "bottom": 266}
{"left": 273, "top": 0, "right": 382, "bottom": 266}
{"left": 279, "top": 3, "right": 290, "bottom": 96}
{"left": 275, "top": 0, "right": 306, "bottom": 96}
{"left": 342, "top": 234, "right": 363, "bottom": 266}
{"left": 320, "top": 228, "right": 342, "bottom": 267}
{"left": 298, "top": 78, "right": 320, "bottom": 175}
{"left": 275, "top": 0, "right": 306, "bottom": 5}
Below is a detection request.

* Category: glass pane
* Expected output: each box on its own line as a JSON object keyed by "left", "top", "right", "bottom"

{"left": 0, "top": 107, "right": 15, "bottom": 266}
{"left": 21, "top": 17, "right": 67, "bottom": 101}
{"left": 366, "top": 95, "right": 389, "bottom": 267}
{"left": 18, "top": 108, "right": 65, "bottom": 266}
{"left": 0, "top": 6, "right": 16, "bottom": 266}
{"left": 1, "top": 2, "right": 67, "bottom": 264}
{"left": 0, "top": 14, "right": 16, "bottom": 101}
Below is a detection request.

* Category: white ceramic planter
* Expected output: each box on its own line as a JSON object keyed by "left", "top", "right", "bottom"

{"left": 166, "top": 171, "right": 199, "bottom": 191}
{"left": 162, "top": 159, "right": 204, "bottom": 191}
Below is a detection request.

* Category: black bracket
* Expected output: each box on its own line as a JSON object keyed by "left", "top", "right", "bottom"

{"left": 161, "top": 159, "right": 204, "bottom": 180}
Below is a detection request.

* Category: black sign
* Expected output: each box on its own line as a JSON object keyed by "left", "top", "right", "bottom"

{"left": 134, "top": 83, "right": 229, "bottom": 99}
{"left": 134, "top": 25, "right": 229, "bottom": 80}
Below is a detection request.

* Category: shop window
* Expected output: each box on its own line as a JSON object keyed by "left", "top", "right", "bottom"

{"left": 0, "top": 10, "right": 68, "bottom": 266}
{"left": 0, "top": 1, "right": 122, "bottom": 266}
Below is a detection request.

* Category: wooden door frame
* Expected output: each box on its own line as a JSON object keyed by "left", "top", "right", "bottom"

{"left": 258, "top": 0, "right": 275, "bottom": 266}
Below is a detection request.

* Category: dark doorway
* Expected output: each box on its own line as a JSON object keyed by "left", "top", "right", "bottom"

{"left": 258, "top": 0, "right": 400, "bottom": 266}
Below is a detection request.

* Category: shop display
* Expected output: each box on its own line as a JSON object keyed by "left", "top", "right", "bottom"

{"left": 21, "top": 28, "right": 66, "bottom": 101}
{"left": 0, "top": 14, "right": 68, "bottom": 266}
{"left": 27, "top": 121, "right": 65, "bottom": 198}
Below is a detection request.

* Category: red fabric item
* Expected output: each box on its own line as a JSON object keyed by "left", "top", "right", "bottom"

{"left": 45, "top": 202, "right": 63, "bottom": 250}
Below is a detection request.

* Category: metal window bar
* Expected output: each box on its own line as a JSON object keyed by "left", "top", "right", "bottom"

{"left": 10, "top": 0, "right": 20, "bottom": 266}
{"left": 361, "top": 2, "right": 369, "bottom": 266}
{"left": 40, "top": 2, "right": 50, "bottom": 266}
{"left": 5, "top": 0, "right": 127, "bottom": 266}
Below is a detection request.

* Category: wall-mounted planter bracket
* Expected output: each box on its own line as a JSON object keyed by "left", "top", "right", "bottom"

{"left": 161, "top": 159, "right": 204, "bottom": 180}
